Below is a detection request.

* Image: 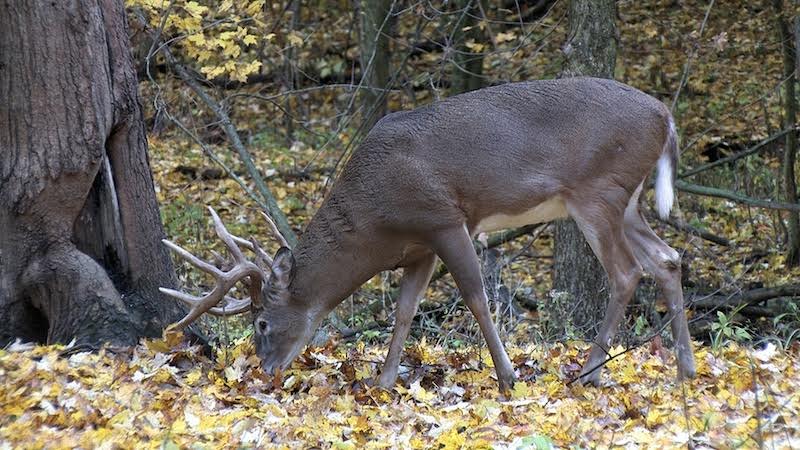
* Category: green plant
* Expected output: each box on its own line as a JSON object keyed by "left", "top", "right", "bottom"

{"left": 633, "top": 315, "right": 650, "bottom": 337}
{"left": 773, "top": 302, "right": 800, "bottom": 347}
{"left": 710, "top": 308, "right": 752, "bottom": 351}
{"left": 160, "top": 199, "right": 205, "bottom": 241}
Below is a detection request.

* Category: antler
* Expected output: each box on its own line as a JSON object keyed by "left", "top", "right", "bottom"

{"left": 261, "top": 210, "right": 291, "bottom": 248}
{"left": 160, "top": 207, "right": 268, "bottom": 330}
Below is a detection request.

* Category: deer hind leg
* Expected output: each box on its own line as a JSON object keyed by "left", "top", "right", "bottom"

{"left": 623, "top": 193, "right": 696, "bottom": 380}
{"left": 378, "top": 253, "right": 437, "bottom": 388}
{"left": 429, "top": 226, "right": 516, "bottom": 393}
{"left": 567, "top": 195, "right": 643, "bottom": 386}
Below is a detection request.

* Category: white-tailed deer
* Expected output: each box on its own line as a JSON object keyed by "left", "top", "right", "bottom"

{"left": 161, "top": 77, "right": 697, "bottom": 391}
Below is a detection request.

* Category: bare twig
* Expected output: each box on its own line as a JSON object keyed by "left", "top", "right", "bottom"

{"left": 679, "top": 128, "right": 795, "bottom": 179}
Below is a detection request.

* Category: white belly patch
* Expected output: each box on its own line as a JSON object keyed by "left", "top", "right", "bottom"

{"left": 475, "top": 197, "right": 568, "bottom": 233}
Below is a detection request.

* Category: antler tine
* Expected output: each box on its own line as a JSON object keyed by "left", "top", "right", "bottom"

{"left": 260, "top": 210, "right": 291, "bottom": 248}
{"left": 209, "top": 220, "right": 273, "bottom": 273}
{"left": 230, "top": 234, "right": 255, "bottom": 251}
{"left": 208, "top": 207, "right": 246, "bottom": 262}
{"left": 160, "top": 288, "right": 253, "bottom": 329}
{"left": 210, "top": 250, "right": 229, "bottom": 270}
{"left": 209, "top": 296, "right": 253, "bottom": 315}
{"left": 159, "top": 286, "right": 236, "bottom": 329}
{"left": 249, "top": 236, "right": 274, "bottom": 269}
{"left": 162, "top": 239, "right": 222, "bottom": 276}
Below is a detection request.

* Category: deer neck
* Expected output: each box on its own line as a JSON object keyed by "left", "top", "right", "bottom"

{"left": 288, "top": 197, "right": 382, "bottom": 320}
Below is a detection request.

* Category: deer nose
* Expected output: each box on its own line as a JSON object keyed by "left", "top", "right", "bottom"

{"left": 260, "top": 359, "right": 278, "bottom": 375}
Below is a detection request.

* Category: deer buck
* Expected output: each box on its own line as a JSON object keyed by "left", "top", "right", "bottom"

{"left": 161, "top": 77, "right": 697, "bottom": 391}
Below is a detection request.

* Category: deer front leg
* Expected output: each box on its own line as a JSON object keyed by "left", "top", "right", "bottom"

{"left": 378, "top": 253, "right": 437, "bottom": 388}
{"left": 430, "top": 226, "right": 516, "bottom": 393}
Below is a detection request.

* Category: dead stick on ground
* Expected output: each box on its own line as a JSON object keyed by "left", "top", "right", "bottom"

{"left": 676, "top": 181, "right": 800, "bottom": 212}
{"left": 690, "top": 284, "right": 800, "bottom": 309}
{"left": 656, "top": 216, "right": 731, "bottom": 246}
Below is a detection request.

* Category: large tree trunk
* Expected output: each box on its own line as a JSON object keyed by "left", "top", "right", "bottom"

{"left": 358, "top": 0, "right": 395, "bottom": 131}
{"left": 773, "top": 0, "right": 800, "bottom": 266}
{"left": 0, "top": 0, "right": 184, "bottom": 346}
{"left": 550, "top": 0, "right": 617, "bottom": 338}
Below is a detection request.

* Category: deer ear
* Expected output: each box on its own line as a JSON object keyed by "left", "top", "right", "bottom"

{"left": 269, "top": 247, "right": 295, "bottom": 290}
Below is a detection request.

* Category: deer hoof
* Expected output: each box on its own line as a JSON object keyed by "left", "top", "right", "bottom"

{"left": 677, "top": 365, "right": 697, "bottom": 381}
{"left": 577, "top": 368, "right": 601, "bottom": 387}
{"left": 497, "top": 373, "right": 516, "bottom": 394}
{"left": 377, "top": 374, "right": 398, "bottom": 390}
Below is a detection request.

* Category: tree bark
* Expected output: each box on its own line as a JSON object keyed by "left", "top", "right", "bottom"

{"left": 282, "top": 0, "right": 301, "bottom": 143}
{"left": 450, "top": 0, "right": 488, "bottom": 95}
{"left": 0, "top": 0, "right": 184, "bottom": 346}
{"left": 358, "top": 0, "right": 395, "bottom": 130}
{"left": 551, "top": 0, "right": 617, "bottom": 338}
{"left": 773, "top": 0, "right": 800, "bottom": 266}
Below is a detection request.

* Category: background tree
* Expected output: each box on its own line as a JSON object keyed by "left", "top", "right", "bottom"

{"left": 450, "top": 0, "right": 489, "bottom": 95}
{"left": 358, "top": 0, "right": 396, "bottom": 130}
{"left": 281, "top": 0, "right": 302, "bottom": 143}
{"left": 772, "top": 0, "right": 800, "bottom": 266}
{"left": 0, "top": 0, "right": 184, "bottom": 345}
{"left": 550, "top": 0, "right": 618, "bottom": 338}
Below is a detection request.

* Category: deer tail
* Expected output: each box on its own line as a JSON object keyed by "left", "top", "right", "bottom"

{"left": 654, "top": 115, "right": 679, "bottom": 220}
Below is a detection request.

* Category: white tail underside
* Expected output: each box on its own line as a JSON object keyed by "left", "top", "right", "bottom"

{"left": 654, "top": 151, "right": 674, "bottom": 219}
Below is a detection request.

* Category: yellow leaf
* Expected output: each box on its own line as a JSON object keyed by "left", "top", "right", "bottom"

{"left": 287, "top": 31, "right": 304, "bottom": 47}
{"left": 185, "top": 369, "right": 202, "bottom": 386}
{"left": 246, "top": 0, "right": 265, "bottom": 16}
{"left": 184, "top": 1, "right": 208, "bottom": 18}
{"left": 511, "top": 381, "right": 532, "bottom": 399}
{"left": 200, "top": 65, "right": 226, "bottom": 79}
{"left": 465, "top": 40, "right": 485, "bottom": 52}
{"left": 408, "top": 379, "right": 435, "bottom": 403}
{"left": 222, "top": 40, "right": 241, "bottom": 58}
{"left": 243, "top": 34, "right": 257, "bottom": 46}
{"left": 495, "top": 31, "right": 516, "bottom": 43}
{"left": 436, "top": 426, "right": 466, "bottom": 450}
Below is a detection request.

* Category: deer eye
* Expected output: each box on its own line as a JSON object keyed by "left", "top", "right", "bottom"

{"left": 257, "top": 319, "right": 268, "bottom": 333}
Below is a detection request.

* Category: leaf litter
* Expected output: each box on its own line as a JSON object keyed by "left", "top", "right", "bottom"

{"left": 1, "top": 334, "right": 799, "bottom": 448}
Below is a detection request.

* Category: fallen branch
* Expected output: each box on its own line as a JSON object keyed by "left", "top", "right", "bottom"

{"left": 679, "top": 128, "right": 794, "bottom": 179}
{"left": 675, "top": 180, "right": 800, "bottom": 212}
{"left": 339, "top": 320, "right": 386, "bottom": 339}
{"left": 690, "top": 284, "right": 800, "bottom": 310}
{"left": 656, "top": 216, "right": 731, "bottom": 246}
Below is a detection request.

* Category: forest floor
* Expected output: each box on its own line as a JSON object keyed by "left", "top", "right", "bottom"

{"left": 6, "top": 144, "right": 800, "bottom": 448}
{"left": 1, "top": 332, "right": 799, "bottom": 448}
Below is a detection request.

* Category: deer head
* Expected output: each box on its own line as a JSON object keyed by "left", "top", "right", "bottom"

{"left": 160, "top": 207, "right": 314, "bottom": 374}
